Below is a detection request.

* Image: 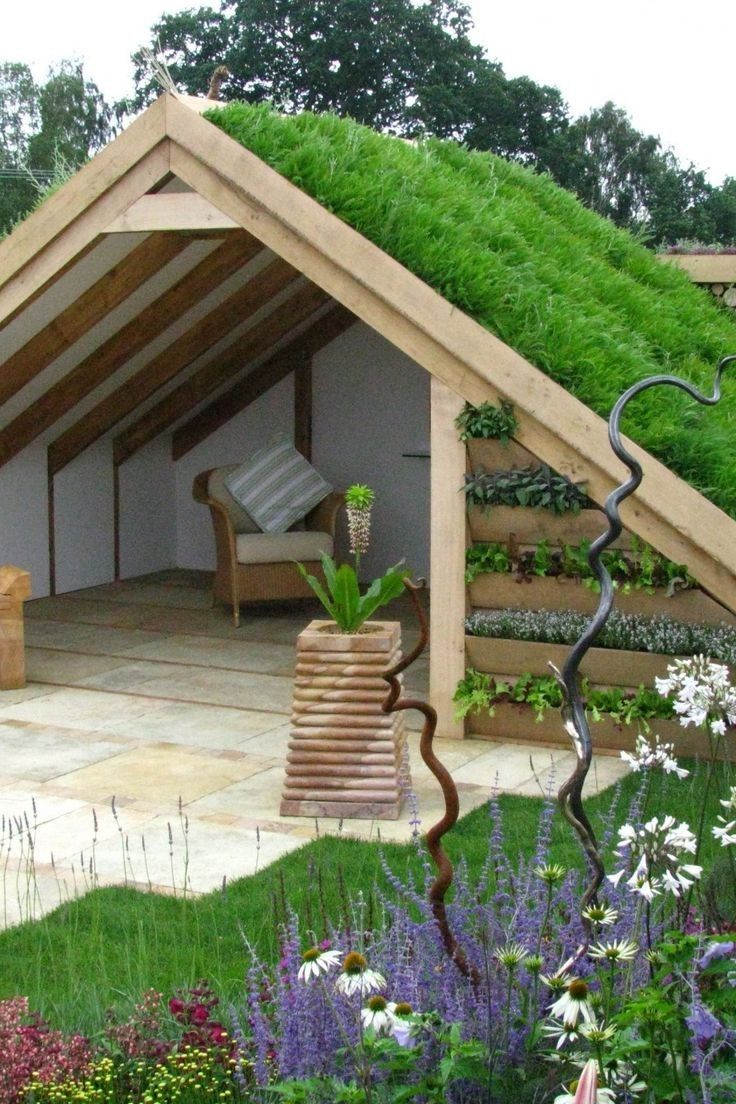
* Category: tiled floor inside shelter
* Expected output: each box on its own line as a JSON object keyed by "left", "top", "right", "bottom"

{"left": 0, "top": 570, "right": 627, "bottom": 927}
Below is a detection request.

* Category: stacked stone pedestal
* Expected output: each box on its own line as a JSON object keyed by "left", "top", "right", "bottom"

{"left": 281, "top": 620, "right": 407, "bottom": 820}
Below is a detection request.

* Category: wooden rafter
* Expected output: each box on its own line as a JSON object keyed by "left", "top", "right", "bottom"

{"left": 114, "top": 281, "right": 331, "bottom": 464}
{"left": 160, "top": 95, "right": 736, "bottom": 613}
{"left": 47, "top": 254, "right": 299, "bottom": 475}
{"left": 0, "top": 233, "right": 190, "bottom": 408}
{"left": 172, "top": 304, "right": 355, "bottom": 459}
{"left": 104, "top": 193, "right": 239, "bottom": 233}
{"left": 0, "top": 99, "right": 170, "bottom": 327}
{"left": 0, "top": 233, "right": 261, "bottom": 470}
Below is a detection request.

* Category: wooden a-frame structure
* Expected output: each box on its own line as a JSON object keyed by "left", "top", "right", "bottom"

{"left": 0, "top": 92, "right": 735, "bottom": 738}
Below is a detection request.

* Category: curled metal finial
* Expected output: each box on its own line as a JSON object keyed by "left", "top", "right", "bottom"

{"left": 555, "top": 353, "right": 735, "bottom": 941}
{"left": 382, "top": 579, "right": 480, "bottom": 987}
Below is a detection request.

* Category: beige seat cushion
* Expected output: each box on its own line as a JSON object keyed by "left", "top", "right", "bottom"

{"left": 235, "top": 531, "right": 333, "bottom": 565}
{"left": 208, "top": 466, "right": 260, "bottom": 534}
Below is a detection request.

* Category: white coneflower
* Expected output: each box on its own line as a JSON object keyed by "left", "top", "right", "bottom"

{"left": 541, "top": 1019, "right": 581, "bottom": 1050}
{"left": 345, "top": 484, "right": 375, "bottom": 557}
{"left": 360, "top": 994, "right": 395, "bottom": 1033}
{"left": 534, "top": 862, "right": 567, "bottom": 884}
{"left": 297, "top": 945, "right": 343, "bottom": 983}
{"left": 579, "top": 1021, "right": 617, "bottom": 1043}
{"left": 494, "top": 941, "right": 529, "bottom": 969}
{"left": 581, "top": 903, "right": 619, "bottom": 927}
{"left": 588, "top": 939, "right": 638, "bottom": 964}
{"left": 335, "top": 951, "right": 386, "bottom": 997}
{"left": 387, "top": 1002, "right": 416, "bottom": 1047}
{"left": 549, "top": 977, "right": 596, "bottom": 1027}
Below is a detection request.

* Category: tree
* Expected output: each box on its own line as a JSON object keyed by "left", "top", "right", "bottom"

{"left": 0, "top": 61, "right": 112, "bottom": 235}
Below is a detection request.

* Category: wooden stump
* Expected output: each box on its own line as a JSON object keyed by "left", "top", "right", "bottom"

{"left": 281, "top": 620, "right": 407, "bottom": 820}
{"left": 0, "top": 566, "right": 31, "bottom": 691}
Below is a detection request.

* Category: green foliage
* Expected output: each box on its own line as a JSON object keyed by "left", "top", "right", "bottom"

{"left": 454, "top": 668, "right": 675, "bottom": 724}
{"left": 203, "top": 102, "right": 736, "bottom": 518}
{"left": 455, "top": 399, "right": 518, "bottom": 442}
{"left": 465, "top": 534, "right": 695, "bottom": 593}
{"left": 464, "top": 465, "right": 590, "bottom": 513}
{"left": 0, "top": 60, "right": 112, "bottom": 235}
{"left": 344, "top": 483, "right": 375, "bottom": 510}
{"left": 295, "top": 552, "right": 408, "bottom": 632}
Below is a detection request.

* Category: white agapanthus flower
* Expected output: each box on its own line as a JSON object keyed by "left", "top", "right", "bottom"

{"left": 620, "top": 733, "right": 689, "bottom": 778}
{"left": 655, "top": 655, "right": 736, "bottom": 736}
{"left": 712, "top": 786, "right": 736, "bottom": 846}
{"left": 608, "top": 816, "right": 702, "bottom": 899}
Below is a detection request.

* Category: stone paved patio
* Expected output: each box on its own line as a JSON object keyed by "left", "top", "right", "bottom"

{"left": 0, "top": 569, "right": 626, "bottom": 927}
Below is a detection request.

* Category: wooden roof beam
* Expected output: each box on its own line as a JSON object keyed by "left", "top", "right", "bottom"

{"left": 0, "top": 233, "right": 261, "bottom": 470}
{"left": 164, "top": 96, "right": 736, "bottom": 612}
{"left": 104, "top": 193, "right": 239, "bottom": 233}
{"left": 114, "top": 281, "right": 330, "bottom": 464}
{"left": 48, "top": 255, "right": 301, "bottom": 475}
{"left": 0, "top": 99, "right": 171, "bottom": 329}
{"left": 0, "top": 233, "right": 190, "bottom": 408}
{"left": 172, "top": 304, "right": 356, "bottom": 458}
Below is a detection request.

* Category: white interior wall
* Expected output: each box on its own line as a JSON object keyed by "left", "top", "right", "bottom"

{"left": 54, "top": 442, "right": 115, "bottom": 594}
{"left": 174, "top": 375, "right": 295, "bottom": 569}
{"left": 0, "top": 324, "right": 430, "bottom": 597}
{"left": 118, "top": 437, "right": 177, "bottom": 579}
{"left": 312, "top": 324, "right": 430, "bottom": 579}
{"left": 0, "top": 444, "right": 50, "bottom": 597}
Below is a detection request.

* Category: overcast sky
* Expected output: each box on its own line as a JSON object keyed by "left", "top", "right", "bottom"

{"left": 3, "top": 0, "right": 735, "bottom": 183}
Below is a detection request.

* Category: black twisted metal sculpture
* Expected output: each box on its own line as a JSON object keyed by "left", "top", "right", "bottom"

{"left": 554, "top": 353, "right": 736, "bottom": 942}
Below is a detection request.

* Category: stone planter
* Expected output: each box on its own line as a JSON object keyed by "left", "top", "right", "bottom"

{"left": 281, "top": 620, "right": 407, "bottom": 820}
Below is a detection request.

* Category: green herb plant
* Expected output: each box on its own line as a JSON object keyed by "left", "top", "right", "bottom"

{"left": 453, "top": 669, "right": 675, "bottom": 724}
{"left": 464, "top": 465, "right": 590, "bottom": 514}
{"left": 455, "top": 400, "right": 518, "bottom": 443}
{"left": 295, "top": 484, "right": 409, "bottom": 633}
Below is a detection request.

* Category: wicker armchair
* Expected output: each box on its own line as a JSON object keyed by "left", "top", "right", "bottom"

{"left": 193, "top": 466, "right": 343, "bottom": 627}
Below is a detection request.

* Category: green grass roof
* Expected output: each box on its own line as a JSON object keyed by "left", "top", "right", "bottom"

{"left": 205, "top": 103, "right": 736, "bottom": 520}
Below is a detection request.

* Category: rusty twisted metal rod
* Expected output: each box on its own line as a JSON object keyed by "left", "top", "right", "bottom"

{"left": 382, "top": 579, "right": 480, "bottom": 987}
{"left": 555, "top": 353, "right": 736, "bottom": 941}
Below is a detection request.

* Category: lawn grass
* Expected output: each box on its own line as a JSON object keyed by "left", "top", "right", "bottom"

{"left": 0, "top": 757, "right": 729, "bottom": 1035}
{"left": 205, "top": 103, "right": 736, "bottom": 519}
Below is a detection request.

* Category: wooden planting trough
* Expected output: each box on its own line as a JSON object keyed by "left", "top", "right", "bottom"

{"left": 465, "top": 701, "right": 698, "bottom": 754}
{"left": 465, "top": 635, "right": 684, "bottom": 687}
{"left": 468, "top": 573, "right": 736, "bottom": 626}
{"left": 467, "top": 504, "right": 632, "bottom": 547}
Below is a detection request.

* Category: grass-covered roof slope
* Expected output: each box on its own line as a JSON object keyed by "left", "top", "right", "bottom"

{"left": 206, "top": 103, "right": 736, "bottom": 519}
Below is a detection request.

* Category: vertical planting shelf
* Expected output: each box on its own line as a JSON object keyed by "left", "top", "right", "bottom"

{"left": 281, "top": 620, "right": 406, "bottom": 820}
{"left": 460, "top": 419, "right": 734, "bottom": 751}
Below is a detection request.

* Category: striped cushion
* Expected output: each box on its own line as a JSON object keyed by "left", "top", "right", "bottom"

{"left": 224, "top": 437, "right": 333, "bottom": 533}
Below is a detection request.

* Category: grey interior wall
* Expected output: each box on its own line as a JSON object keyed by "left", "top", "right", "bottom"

{"left": 174, "top": 375, "right": 295, "bottom": 569}
{"left": 312, "top": 324, "right": 430, "bottom": 580}
{"left": 119, "top": 438, "right": 177, "bottom": 579}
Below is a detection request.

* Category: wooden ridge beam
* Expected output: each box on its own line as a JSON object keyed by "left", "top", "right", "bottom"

{"left": 172, "top": 304, "right": 355, "bottom": 459}
{"left": 164, "top": 96, "right": 736, "bottom": 612}
{"left": 104, "top": 193, "right": 239, "bottom": 233}
{"left": 114, "top": 281, "right": 330, "bottom": 464}
{"left": 0, "top": 233, "right": 190, "bottom": 408}
{"left": 48, "top": 254, "right": 299, "bottom": 475}
{"left": 0, "top": 233, "right": 261, "bottom": 471}
{"left": 0, "top": 99, "right": 170, "bottom": 329}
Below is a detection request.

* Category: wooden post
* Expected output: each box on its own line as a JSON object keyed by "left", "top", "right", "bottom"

{"left": 113, "top": 462, "right": 121, "bottom": 581}
{"left": 430, "top": 377, "right": 466, "bottom": 739}
{"left": 294, "top": 357, "right": 313, "bottom": 460}
{"left": 47, "top": 463, "right": 56, "bottom": 597}
{"left": 0, "top": 566, "right": 31, "bottom": 690}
